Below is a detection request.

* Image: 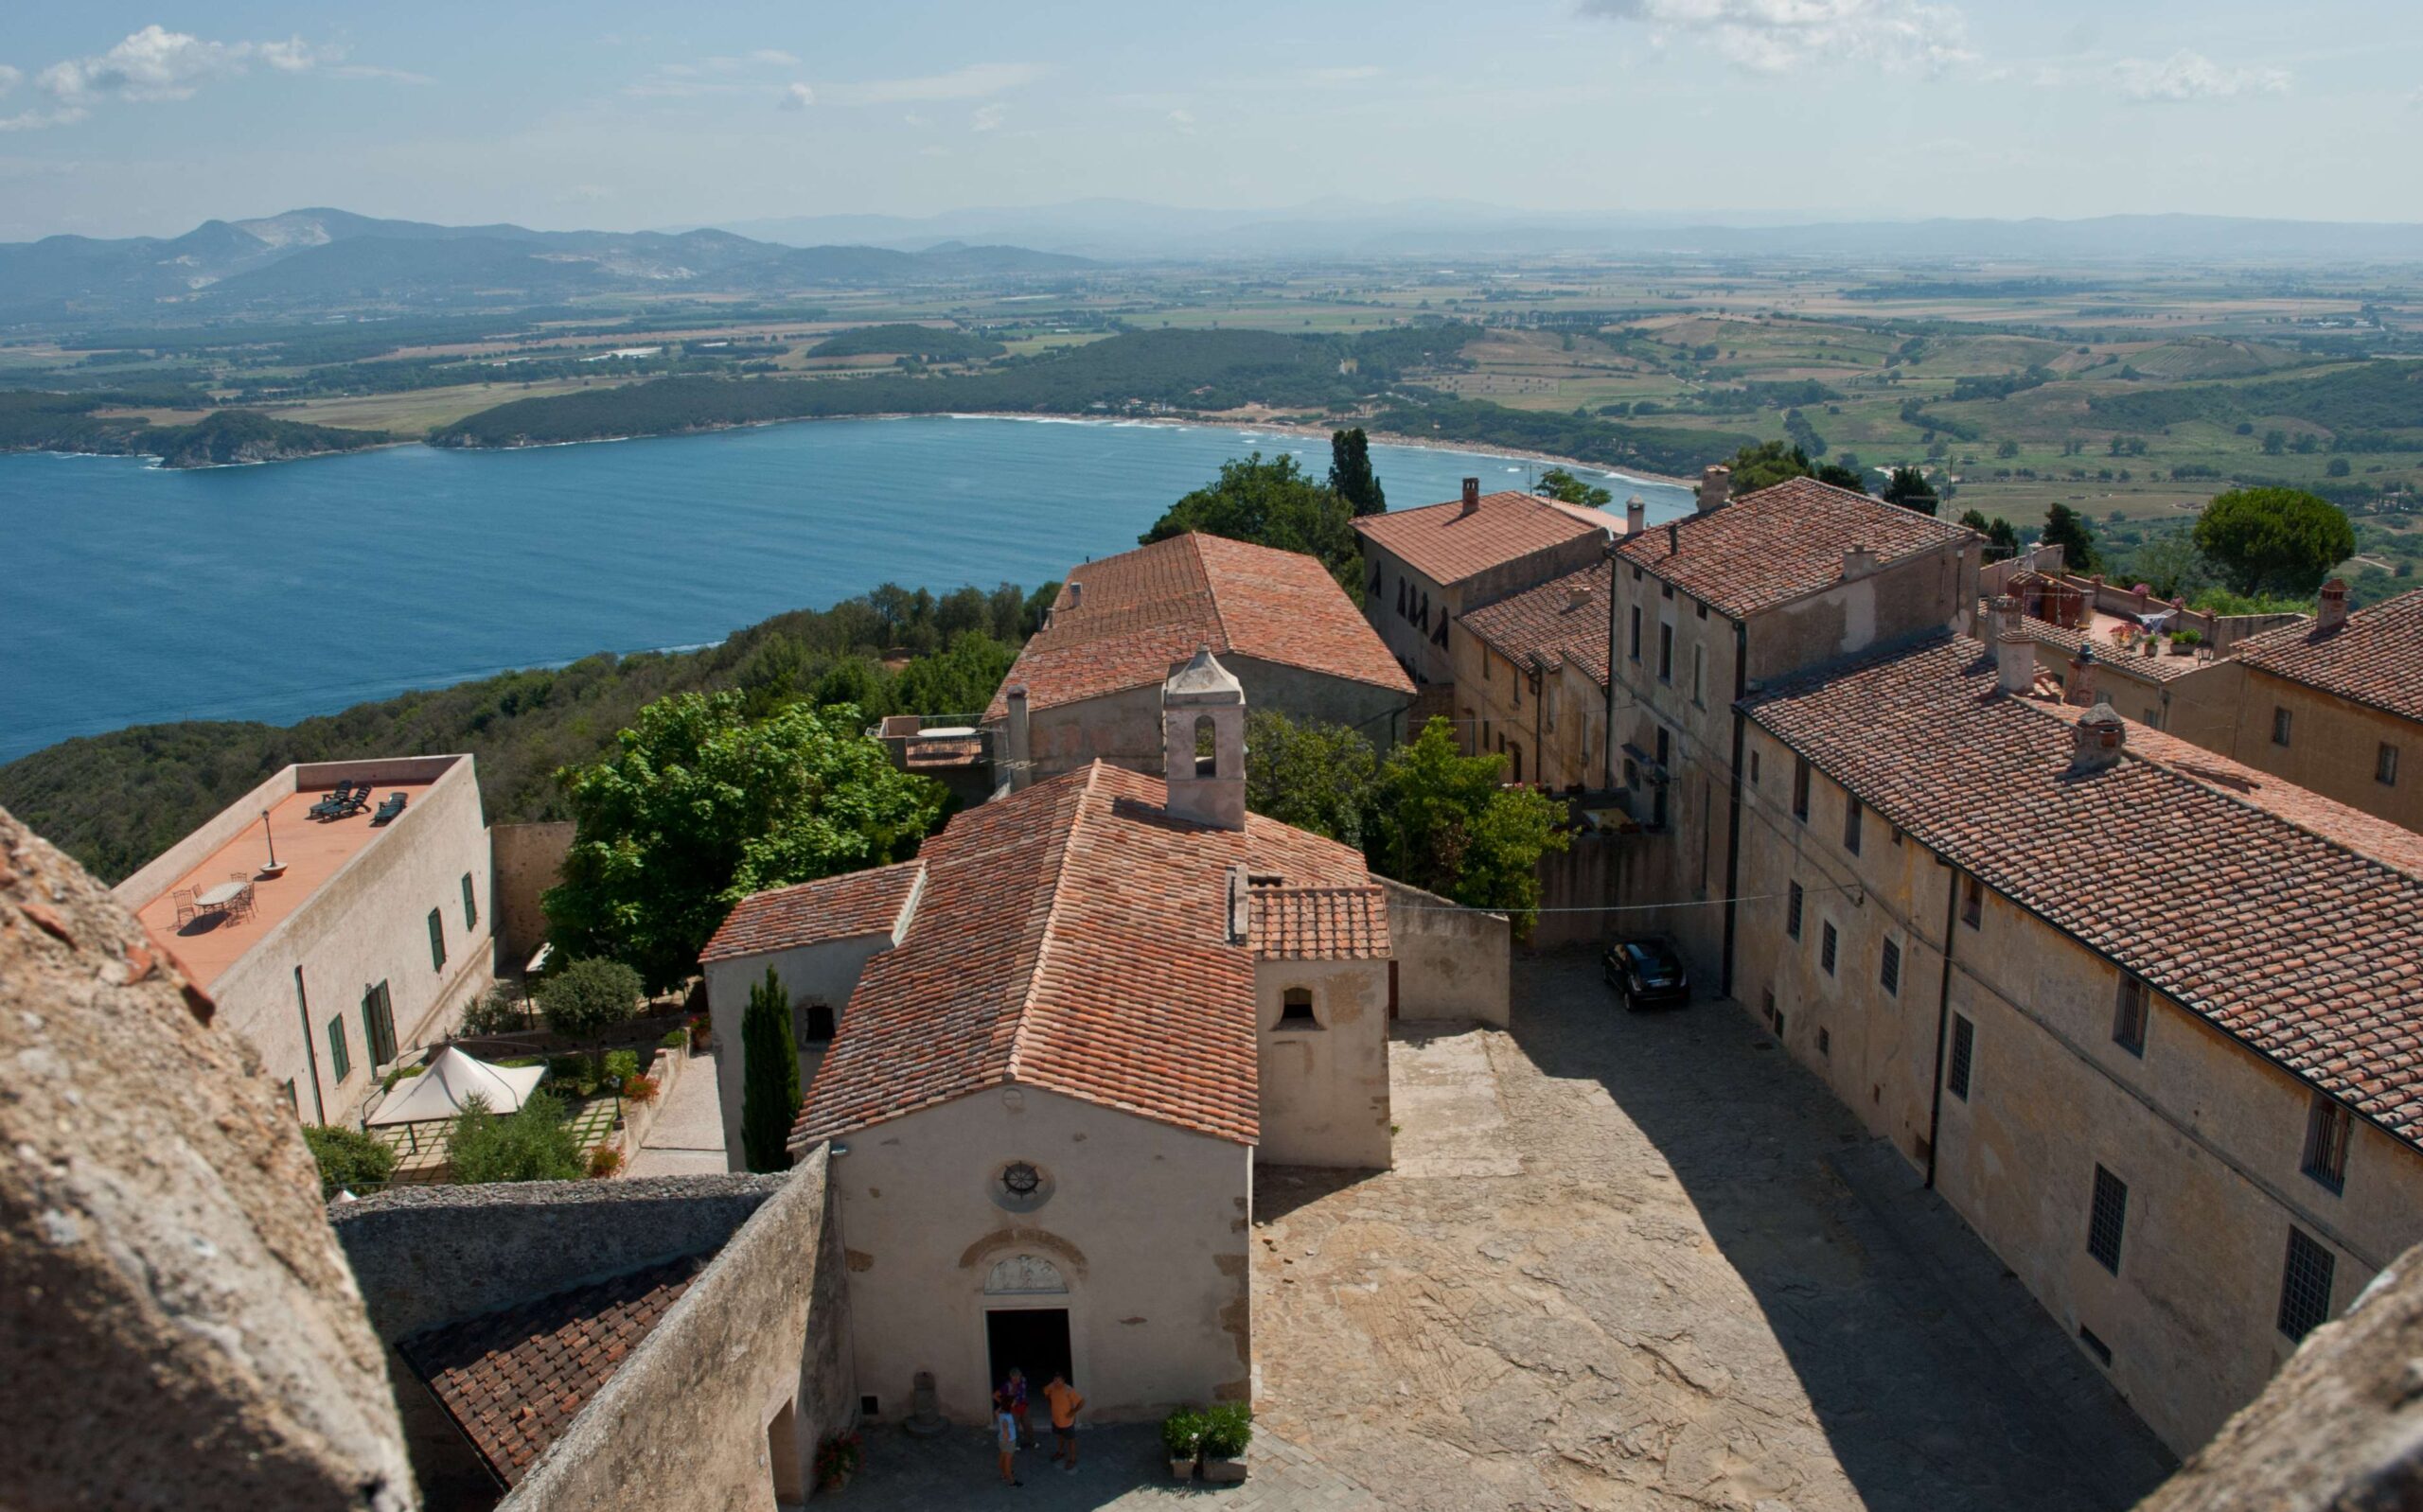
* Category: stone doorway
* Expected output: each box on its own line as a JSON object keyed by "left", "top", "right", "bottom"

{"left": 984, "top": 1308, "right": 1070, "bottom": 1408}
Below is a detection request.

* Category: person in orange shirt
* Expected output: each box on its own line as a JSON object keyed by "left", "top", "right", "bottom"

{"left": 1041, "top": 1371, "right": 1086, "bottom": 1472}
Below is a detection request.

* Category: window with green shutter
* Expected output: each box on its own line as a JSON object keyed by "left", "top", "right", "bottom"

{"left": 428, "top": 906, "right": 447, "bottom": 973}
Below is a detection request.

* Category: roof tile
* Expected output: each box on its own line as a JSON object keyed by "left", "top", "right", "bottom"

{"left": 1352, "top": 489, "right": 1609, "bottom": 588}
{"left": 699, "top": 861, "right": 923, "bottom": 963}
{"left": 1457, "top": 562, "right": 1612, "bottom": 689}
{"left": 2232, "top": 588, "right": 2423, "bottom": 724}
{"left": 1618, "top": 477, "right": 1973, "bottom": 618}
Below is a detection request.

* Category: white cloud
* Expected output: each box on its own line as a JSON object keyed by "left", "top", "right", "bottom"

{"left": 1579, "top": 0, "right": 1972, "bottom": 75}
{"left": 823, "top": 62, "right": 1041, "bottom": 106}
{"left": 779, "top": 81, "right": 815, "bottom": 111}
{"left": 2113, "top": 50, "right": 2289, "bottom": 103}
{"left": 970, "top": 102, "right": 1006, "bottom": 132}
{"left": 9, "top": 26, "right": 366, "bottom": 129}
{"left": 1304, "top": 65, "right": 1381, "bottom": 85}
{"left": 0, "top": 65, "right": 21, "bottom": 96}
{"left": 752, "top": 49, "right": 801, "bottom": 66}
{"left": 332, "top": 64, "right": 436, "bottom": 84}
{"left": 903, "top": 112, "right": 932, "bottom": 127}
{"left": 0, "top": 107, "right": 86, "bottom": 132}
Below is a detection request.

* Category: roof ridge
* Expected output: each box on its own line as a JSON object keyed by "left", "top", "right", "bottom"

{"left": 1001, "top": 762, "right": 1105, "bottom": 1084}
{"left": 1190, "top": 532, "right": 1237, "bottom": 657}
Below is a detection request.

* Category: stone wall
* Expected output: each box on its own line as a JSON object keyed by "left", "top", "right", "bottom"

{"left": 1381, "top": 876, "right": 1510, "bottom": 1026}
{"left": 488, "top": 821, "right": 573, "bottom": 969}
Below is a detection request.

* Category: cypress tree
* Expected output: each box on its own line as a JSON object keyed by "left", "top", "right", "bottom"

{"left": 1329, "top": 428, "right": 1387, "bottom": 517}
{"left": 740, "top": 967, "right": 802, "bottom": 1173}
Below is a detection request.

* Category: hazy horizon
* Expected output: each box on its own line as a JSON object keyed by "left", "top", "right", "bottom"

{"left": 4, "top": 3, "right": 2415, "bottom": 243}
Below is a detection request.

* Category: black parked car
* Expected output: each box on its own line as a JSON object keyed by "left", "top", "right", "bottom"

{"left": 1602, "top": 939, "right": 1690, "bottom": 1011}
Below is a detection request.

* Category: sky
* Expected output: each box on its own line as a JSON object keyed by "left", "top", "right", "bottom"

{"left": 2, "top": 1, "right": 2417, "bottom": 241}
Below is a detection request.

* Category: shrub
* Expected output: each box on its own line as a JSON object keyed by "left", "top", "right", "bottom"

{"left": 1160, "top": 1407, "right": 1207, "bottom": 1459}
{"left": 1201, "top": 1402, "right": 1252, "bottom": 1458}
{"left": 623, "top": 1074, "right": 660, "bottom": 1104}
{"left": 448, "top": 1090, "right": 586, "bottom": 1185}
{"left": 602, "top": 1048, "right": 641, "bottom": 1083}
{"left": 815, "top": 1431, "right": 865, "bottom": 1490}
{"left": 2170, "top": 626, "right": 2202, "bottom": 646}
{"left": 460, "top": 984, "right": 530, "bottom": 1036}
{"left": 660, "top": 1028, "right": 689, "bottom": 1050}
{"left": 303, "top": 1124, "right": 396, "bottom": 1199}
{"left": 587, "top": 1144, "right": 624, "bottom": 1179}
{"left": 546, "top": 1052, "right": 599, "bottom": 1094}
{"left": 380, "top": 1063, "right": 426, "bottom": 1092}
{"left": 536, "top": 958, "right": 644, "bottom": 1045}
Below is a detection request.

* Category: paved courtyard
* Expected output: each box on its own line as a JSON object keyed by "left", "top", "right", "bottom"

{"left": 820, "top": 950, "right": 2175, "bottom": 1510}
{"left": 626, "top": 1045, "right": 726, "bottom": 1177}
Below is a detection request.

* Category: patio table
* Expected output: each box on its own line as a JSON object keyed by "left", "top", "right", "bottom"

{"left": 194, "top": 880, "right": 251, "bottom": 914}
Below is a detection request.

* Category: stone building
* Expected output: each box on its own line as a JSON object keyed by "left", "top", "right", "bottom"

{"left": 113, "top": 755, "right": 496, "bottom": 1126}
{"left": 1730, "top": 620, "right": 2423, "bottom": 1454}
{"left": 982, "top": 531, "right": 1412, "bottom": 784}
{"left": 1451, "top": 560, "right": 1612, "bottom": 789}
{"left": 720, "top": 651, "right": 1398, "bottom": 1428}
{"left": 1606, "top": 476, "right": 1978, "bottom": 989}
{"left": 1351, "top": 477, "right": 1613, "bottom": 692}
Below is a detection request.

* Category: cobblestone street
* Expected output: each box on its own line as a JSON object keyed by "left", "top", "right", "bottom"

{"left": 1249, "top": 950, "right": 2176, "bottom": 1512}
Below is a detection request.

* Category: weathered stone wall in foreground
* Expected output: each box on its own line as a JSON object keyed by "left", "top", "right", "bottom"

{"left": 0, "top": 804, "right": 416, "bottom": 1511}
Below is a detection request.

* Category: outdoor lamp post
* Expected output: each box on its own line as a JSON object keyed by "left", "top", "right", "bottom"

{"left": 259, "top": 807, "right": 289, "bottom": 878}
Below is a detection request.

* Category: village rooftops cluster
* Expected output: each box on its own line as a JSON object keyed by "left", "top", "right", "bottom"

{"left": 981, "top": 531, "right": 1409, "bottom": 721}
{"left": 1746, "top": 629, "right": 2423, "bottom": 1147}
{"left": 1618, "top": 476, "right": 1975, "bottom": 618}
{"left": 1457, "top": 561, "right": 1614, "bottom": 690}
{"left": 1349, "top": 487, "right": 1610, "bottom": 589}
{"left": 2232, "top": 587, "right": 2423, "bottom": 723}
{"left": 788, "top": 760, "right": 1383, "bottom": 1152}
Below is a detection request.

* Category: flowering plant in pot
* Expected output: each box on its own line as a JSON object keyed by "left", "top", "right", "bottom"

{"left": 1160, "top": 1407, "right": 1206, "bottom": 1480}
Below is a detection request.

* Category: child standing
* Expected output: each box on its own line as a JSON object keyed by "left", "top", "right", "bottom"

{"left": 994, "top": 1391, "right": 1021, "bottom": 1488}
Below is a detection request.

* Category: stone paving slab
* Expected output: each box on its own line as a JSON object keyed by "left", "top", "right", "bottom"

{"left": 824, "top": 1421, "right": 1381, "bottom": 1509}
{"left": 627, "top": 1046, "right": 726, "bottom": 1179}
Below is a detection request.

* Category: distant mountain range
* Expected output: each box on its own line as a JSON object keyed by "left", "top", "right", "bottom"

{"left": 0, "top": 207, "right": 1094, "bottom": 320}
{"left": 707, "top": 198, "right": 2423, "bottom": 265}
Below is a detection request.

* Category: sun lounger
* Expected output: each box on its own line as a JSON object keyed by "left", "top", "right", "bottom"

{"left": 309, "top": 782, "right": 355, "bottom": 819}
{"left": 370, "top": 792, "right": 408, "bottom": 825}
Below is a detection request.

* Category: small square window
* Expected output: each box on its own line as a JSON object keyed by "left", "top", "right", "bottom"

{"left": 2278, "top": 1227, "right": 2336, "bottom": 1341}
{"left": 1820, "top": 922, "right": 1838, "bottom": 976}
{"left": 800, "top": 1001, "right": 837, "bottom": 1043}
{"left": 1817, "top": 1027, "right": 1831, "bottom": 1057}
{"left": 2273, "top": 706, "right": 2293, "bottom": 747}
{"left": 1880, "top": 939, "right": 1901, "bottom": 996}
{"left": 1695, "top": 602, "right": 1707, "bottom": 620}
{"left": 1961, "top": 873, "right": 1983, "bottom": 929}
{"left": 2379, "top": 744, "right": 2400, "bottom": 788}
{"left": 1889, "top": 824, "right": 1903, "bottom": 847}
{"left": 2113, "top": 975, "right": 2149, "bottom": 1056}
{"left": 2302, "top": 1094, "right": 2350, "bottom": 1194}
{"left": 1948, "top": 1015, "right": 1974, "bottom": 1099}
{"left": 2086, "top": 1165, "right": 2128, "bottom": 1274}
{"left": 1280, "top": 987, "right": 1319, "bottom": 1029}
{"left": 1786, "top": 882, "right": 1804, "bottom": 940}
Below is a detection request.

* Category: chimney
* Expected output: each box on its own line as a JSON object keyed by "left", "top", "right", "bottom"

{"left": 1002, "top": 684, "right": 1032, "bottom": 792}
{"left": 1460, "top": 477, "right": 1480, "bottom": 516}
{"left": 1989, "top": 596, "right": 2031, "bottom": 694}
{"left": 1842, "top": 544, "right": 1878, "bottom": 582}
{"left": 1065, "top": 580, "right": 1083, "bottom": 612}
{"left": 1697, "top": 465, "right": 1730, "bottom": 514}
{"left": 2071, "top": 702, "right": 2127, "bottom": 774}
{"left": 2066, "top": 643, "right": 2096, "bottom": 707}
{"left": 1625, "top": 494, "right": 1647, "bottom": 536}
{"left": 2317, "top": 578, "right": 2349, "bottom": 632}
{"left": 1566, "top": 580, "right": 1593, "bottom": 612}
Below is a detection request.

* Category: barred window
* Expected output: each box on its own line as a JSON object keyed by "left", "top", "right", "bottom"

{"left": 1961, "top": 872, "right": 1984, "bottom": 929}
{"left": 1820, "top": 922, "right": 1838, "bottom": 976}
{"left": 2113, "top": 975, "right": 2149, "bottom": 1056}
{"left": 2086, "top": 1165, "right": 2128, "bottom": 1274}
{"left": 1844, "top": 796, "right": 1863, "bottom": 855}
{"left": 2302, "top": 1094, "right": 2351, "bottom": 1195}
{"left": 2273, "top": 706, "right": 2293, "bottom": 747}
{"left": 1793, "top": 759, "right": 1812, "bottom": 820}
{"left": 1817, "top": 1027, "right": 1831, "bottom": 1057}
{"left": 1947, "top": 1015, "right": 1974, "bottom": 1099}
{"left": 1786, "top": 882, "right": 1804, "bottom": 940}
{"left": 1880, "top": 939, "right": 1901, "bottom": 996}
{"left": 2379, "top": 743, "right": 2400, "bottom": 788}
{"left": 2277, "top": 1227, "right": 2336, "bottom": 1342}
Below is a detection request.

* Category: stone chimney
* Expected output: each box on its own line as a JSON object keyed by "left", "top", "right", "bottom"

{"left": 1566, "top": 580, "right": 1594, "bottom": 612}
{"left": 1065, "top": 580, "right": 1083, "bottom": 612}
{"left": 2071, "top": 702, "right": 2127, "bottom": 773}
{"left": 2317, "top": 578, "right": 2349, "bottom": 632}
{"left": 1002, "top": 684, "right": 1033, "bottom": 792}
{"left": 1991, "top": 596, "right": 2033, "bottom": 694}
{"left": 1697, "top": 465, "right": 1730, "bottom": 514}
{"left": 2066, "top": 643, "right": 2096, "bottom": 707}
{"left": 1625, "top": 494, "right": 1647, "bottom": 536}
{"left": 1665, "top": 521, "right": 1680, "bottom": 556}
{"left": 1842, "top": 544, "right": 1878, "bottom": 582}
{"left": 1459, "top": 477, "right": 1481, "bottom": 517}
{"left": 1162, "top": 645, "right": 1246, "bottom": 831}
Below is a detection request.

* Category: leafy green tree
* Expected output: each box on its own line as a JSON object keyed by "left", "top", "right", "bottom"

{"left": 2191, "top": 487, "right": 2356, "bottom": 596}
{"left": 2121, "top": 535, "right": 2217, "bottom": 601}
{"left": 303, "top": 1124, "right": 397, "bottom": 1199}
{"left": 1995, "top": 440, "right": 2020, "bottom": 459}
{"left": 740, "top": 967, "right": 802, "bottom": 1173}
{"left": 448, "top": 1090, "right": 587, "bottom": 1185}
{"left": 1141, "top": 452, "right": 1360, "bottom": 596}
{"left": 1882, "top": 466, "right": 1939, "bottom": 516}
{"left": 1019, "top": 581, "right": 1063, "bottom": 638}
{"left": 812, "top": 656, "right": 892, "bottom": 717}
{"left": 544, "top": 693, "right": 946, "bottom": 991}
{"left": 892, "top": 632, "right": 1017, "bottom": 719}
{"left": 2041, "top": 502, "right": 2102, "bottom": 574}
{"left": 1243, "top": 711, "right": 1379, "bottom": 849}
{"left": 1328, "top": 428, "right": 1387, "bottom": 517}
{"left": 1537, "top": 467, "right": 1613, "bottom": 509}
{"left": 2262, "top": 429, "right": 2287, "bottom": 455}
{"left": 1811, "top": 460, "right": 1866, "bottom": 491}
{"left": 536, "top": 957, "right": 644, "bottom": 1046}
{"left": 1369, "top": 719, "right": 1568, "bottom": 940}
{"left": 1726, "top": 440, "right": 1814, "bottom": 493}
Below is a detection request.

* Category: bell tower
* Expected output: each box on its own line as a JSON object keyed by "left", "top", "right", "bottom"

{"left": 1162, "top": 644, "right": 1246, "bottom": 830}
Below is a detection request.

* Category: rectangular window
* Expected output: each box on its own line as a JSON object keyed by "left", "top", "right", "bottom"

{"left": 2273, "top": 706, "right": 2293, "bottom": 747}
{"left": 1691, "top": 643, "right": 1707, "bottom": 706}
{"left": 1820, "top": 922, "right": 1838, "bottom": 976}
{"left": 1786, "top": 881, "right": 1804, "bottom": 940}
{"left": 1844, "top": 796, "right": 1863, "bottom": 855}
{"left": 1511, "top": 664, "right": 1520, "bottom": 707}
{"left": 2278, "top": 1227, "right": 2337, "bottom": 1342}
{"left": 2078, "top": 1325, "right": 2113, "bottom": 1367}
{"left": 327, "top": 1015, "right": 351, "bottom": 1082}
{"left": 2379, "top": 743, "right": 2400, "bottom": 788}
{"left": 1961, "top": 872, "right": 1983, "bottom": 929}
{"left": 1889, "top": 824, "right": 1903, "bottom": 848}
{"left": 2113, "top": 975, "right": 2149, "bottom": 1057}
{"left": 1761, "top": 988, "right": 1776, "bottom": 1025}
{"left": 362, "top": 981, "right": 397, "bottom": 1068}
{"left": 2086, "top": 1165, "right": 2128, "bottom": 1274}
{"left": 1658, "top": 623, "right": 1673, "bottom": 683}
{"left": 1629, "top": 605, "right": 1641, "bottom": 660}
{"left": 2303, "top": 1094, "right": 2351, "bottom": 1194}
{"left": 427, "top": 907, "right": 447, "bottom": 973}
{"left": 1792, "top": 759, "right": 1811, "bottom": 820}
{"left": 1880, "top": 939, "right": 1901, "bottom": 996}
{"left": 1749, "top": 749, "right": 1760, "bottom": 785}
{"left": 460, "top": 871, "right": 478, "bottom": 930}
{"left": 800, "top": 1001, "right": 838, "bottom": 1043}
{"left": 1817, "top": 1026, "right": 1831, "bottom": 1057}
{"left": 1948, "top": 1015, "right": 1974, "bottom": 1099}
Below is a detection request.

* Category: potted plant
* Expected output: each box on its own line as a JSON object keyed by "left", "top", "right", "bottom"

{"left": 1160, "top": 1407, "right": 1206, "bottom": 1481}
{"left": 1199, "top": 1402, "right": 1252, "bottom": 1484}
{"left": 814, "top": 1429, "right": 864, "bottom": 1491}
{"left": 2170, "top": 626, "right": 2202, "bottom": 655}
{"left": 687, "top": 1012, "right": 712, "bottom": 1053}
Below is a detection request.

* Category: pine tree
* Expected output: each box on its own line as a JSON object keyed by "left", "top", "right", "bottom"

{"left": 741, "top": 967, "right": 802, "bottom": 1173}
{"left": 1328, "top": 428, "right": 1387, "bottom": 517}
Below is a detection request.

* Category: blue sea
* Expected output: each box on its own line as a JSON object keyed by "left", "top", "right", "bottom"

{"left": 0, "top": 416, "right": 1693, "bottom": 762}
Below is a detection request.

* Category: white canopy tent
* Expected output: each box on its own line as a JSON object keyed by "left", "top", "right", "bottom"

{"left": 367, "top": 1046, "right": 546, "bottom": 1127}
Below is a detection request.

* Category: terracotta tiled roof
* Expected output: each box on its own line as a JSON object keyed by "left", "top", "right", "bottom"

{"left": 1351, "top": 489, "right": 1609, "bottom": 589}
{"left": 1457, "top": 562, "right": 1613, "bottom": 690}
{"left": 398, "top": 1256, "right": 701, "bottom": 1486}
{"left": 699, "top": 861, "right": 923, "bottom": 964}
{"left": 791, "top": 762, "right": 1378, "bottom": 1149}
{"left": 1617, "top": 477, "right": 1973, "bottom": 618}
{"left": 1248, "top": 884, "right": 1391, "bottom": 960}
{"left": 2232, "top": 589, "right": 2423, "bottom": 724}
{"left": 2016, "top": 613, "right": 2213, "bottom": 684}
{"left": 983, "top": 533, "right": 1411, "bottom": 719}
{"left": 1746, "top": 631, "right": 2423, "bottom": 1148}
